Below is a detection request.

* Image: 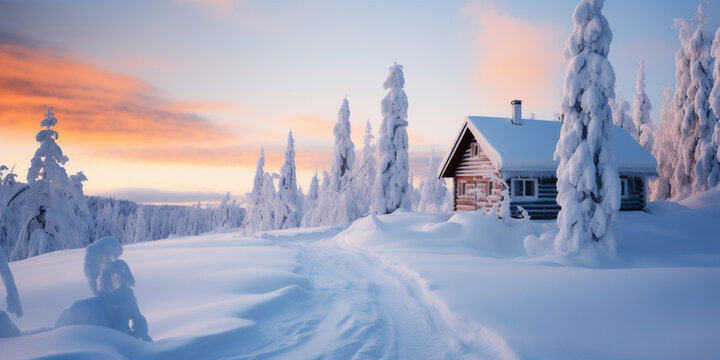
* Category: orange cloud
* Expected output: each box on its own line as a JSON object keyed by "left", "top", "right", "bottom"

{"left": 462, "top": 0, "right": 564, "bottom": 117}
{"left": 102, "top": 145, "right": 332, "bottom": 172}
{"left": 0, "top": 39, "right": 232, "bottom": 146}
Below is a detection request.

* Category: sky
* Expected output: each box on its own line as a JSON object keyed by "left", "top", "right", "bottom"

{"left": 0, "top": 0, "right": 718, "bottom": 204}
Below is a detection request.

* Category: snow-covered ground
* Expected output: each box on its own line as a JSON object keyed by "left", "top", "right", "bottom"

{"left": 2, "top": 197, "right": 719, "bottom": 359}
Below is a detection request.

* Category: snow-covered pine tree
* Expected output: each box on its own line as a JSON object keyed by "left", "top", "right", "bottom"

{"left": 653, "top": 12, "right": 701, "bottom": 200}
{"left": 651, "top": 86, "right": 676, "bottom": 200}
{"left": 330, "top": 99, "right": 355, "bottom": 193}
{"left": 611, "top": 92, "right": 638, "bottom": 140}
{"left": 11, "top": 107, "right": 93, "bottom": 260}
{"left": 321, "top": 98, "right": 360, "bottom": 225}
{"left": 0, "top": 166, "right": 16, "bottom": 218}
{"left": 407, "top": 173, "right": 420, "bottom": 209}
{"left": 632, "top": 59, "right": 655, "bottom": 152}
{"left": 669, "top": 6, "right": 709, "bottom": 197}
{"left": 213, "top": 192, "right": 231, "bottom": 229}
{"left": 417, "top": 149, "right": 448, "bottom": 213}
{"left": 242, "top": 148, "right": 269, "bottom": 234}
{"left": 259, "top": 172, "right": 276, "bottom": 231}
{"left": 356, "top": 120, "right": 377, "bottom": 214}
{"left": 301, "top": 169, "right": 319, "bottom": 227}
{"left": 275, "top": 130, "right": 302, "bottom": 229}
{"left": 712, "top": 28, "right": 720, "bottom": 176}
{"left": 374, "top": 63, "right": 410, "bottom": 214}
{"left": 553, "top": 0, "right": 620, "bottom": 253}
{"left": 678, "top": 5, "right": 718, "bottom": 194}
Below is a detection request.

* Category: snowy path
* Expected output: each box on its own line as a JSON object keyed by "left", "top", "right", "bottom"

{"left": 252, "top": 229, "right": 516, "bottom": 359}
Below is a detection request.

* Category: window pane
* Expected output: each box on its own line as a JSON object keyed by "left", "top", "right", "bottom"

{"left": 525, "top": 180, "right": 535, "bottom": 196}
{"left": 514, "top": 179, "right": 524, "bottom": 196}
{"left": 488, "top": 182, "right": 493, "bottom": 195}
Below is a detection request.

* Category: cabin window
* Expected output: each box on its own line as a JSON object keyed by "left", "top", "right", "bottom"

{"left": 511, "top": 177, "right": 537, "bottom": 199}
{"left": 621, "top": 178, "right": 630, "bottom": 199}
{"left": 488, "top": 181, "right": 493, "bottom": 195}
{"left": 471, "top": 143, "right": 480, "bottom": 158}
{"left": 457, "top": 181, "right": 467, "bottom": 196}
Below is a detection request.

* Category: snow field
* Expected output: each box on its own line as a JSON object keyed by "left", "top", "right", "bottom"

{"left": 336, "top": 206, "right": 720, "bottom": 360}
{"left": 2, "top": 198, "right": 720, "bottom": 359}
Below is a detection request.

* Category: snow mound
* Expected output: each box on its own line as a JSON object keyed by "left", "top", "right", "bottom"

{"left": 56, "top": 237, "right": 151, "bottom": 341}
{"left": 337, "top": 210, "right": 550, "bottom": 258}
{"left": 677, "top": 185, "right": 720, "bottom": 210}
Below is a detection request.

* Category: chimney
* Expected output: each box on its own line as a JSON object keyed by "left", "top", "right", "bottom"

{"left": 511, "top": 99, "right": 522, "bottom": 125}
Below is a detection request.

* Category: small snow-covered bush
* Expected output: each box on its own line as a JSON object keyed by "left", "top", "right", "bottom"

{"left": 56, "top": 237, "right": 151, "bottom": 341}
{"left": 524, "top": 231, "right": 556, "bottom": 256}
{"left": 83, "top": 236, "right": 124, "bottom": 295}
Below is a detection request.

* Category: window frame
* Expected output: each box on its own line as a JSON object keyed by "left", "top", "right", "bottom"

{"left": 471, "top": 143, "right": 479, "bottom": 158}
{"left": 457, "top": 181, "right": 467, "bottom": 196}
{"left": 510, "top": 177, "right": 538, "bottom": 201}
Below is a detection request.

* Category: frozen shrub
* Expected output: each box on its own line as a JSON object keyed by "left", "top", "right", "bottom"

{"left": 56, "top": 237, "right": 151, "bottom": 341}
{"left": 84, "top": 236, "right": 124, "bottom": 295}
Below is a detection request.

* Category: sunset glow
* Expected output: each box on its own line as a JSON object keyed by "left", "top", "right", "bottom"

{"left": 1, "top": 0, "right": 718, "bottom": 203}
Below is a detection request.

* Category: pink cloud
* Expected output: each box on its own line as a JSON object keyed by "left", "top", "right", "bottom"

{"left": 462, "top": 0, "right": 565, "bottom": 118}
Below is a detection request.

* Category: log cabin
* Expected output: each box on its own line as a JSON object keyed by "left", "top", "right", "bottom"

{"left": 438, "top": 100, "right": 658, "bottom": 219}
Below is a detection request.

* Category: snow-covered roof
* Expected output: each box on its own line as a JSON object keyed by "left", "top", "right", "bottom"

{"left": 440, "top": 116, "right": 658, "bottom": 177}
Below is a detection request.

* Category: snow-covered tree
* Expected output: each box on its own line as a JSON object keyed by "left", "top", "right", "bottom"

{"left": 212, "top": 192, "right": 244, "bottom": 230}
{"left": 610, "top": 92, "right": 638, "bottom": 140}
{"left": 11, "top": 107, "right": 92, "bottom": 260}
{"left": 330, "top": 99, "right": 355, "bottom": 193}
{"left": 712, "top": 28, "right": 720, "bottom": 173}
{"left": 275, "top": 131, "right": 302, "bottom": 229}
{"left": 553, "top": 0, "right": 620, "bottom": 253}
{"left": 319, "top": 98, "right": 361, "bottom": 225}
{"left": 0, "top": 165, "right": 18, "bottom": 224}
{"left": 417, "top": 149, "right": 448, "bottom": 213}
{"left": 407, "top": 173, "right": 421, "bottom": 209}
{"left": 356, "top": 120, "right": 377, "bottom": 214}
{"left": 651, "top": 86, "right": 676, "bottom": 200}
{"left": 374, "top": 63, "right": 410, "bottom": 214}
{"left": 56, "top": 237, "right": 151, "bottom": 341}
{"left": 675, "top": 6, "right": 718, "bottom": 194}
{"left": 663, "top": 5, "right": 717, "bottom": 197}
{"left": 301, "top": 169, "right": 320, "bottom": 227}
{"left": 259, "top": 172, "right": 276, "bottom": 230}
{"left": 243, "top": 148, "right": 275, "bottom": 234}
{"left": 485, "top": 174, "right": 511, "bottom": 219}
{"left": 303, "top": 170, "right": 330, "bottom": 227}
{"left": 0, "top": 165, "right": 17, "bottom": 190}
{"left": 660, "top": 16, "right": 696, "bottom": 199}
{"left": 632, "top": 59, "right": 655, "bottom": 152}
